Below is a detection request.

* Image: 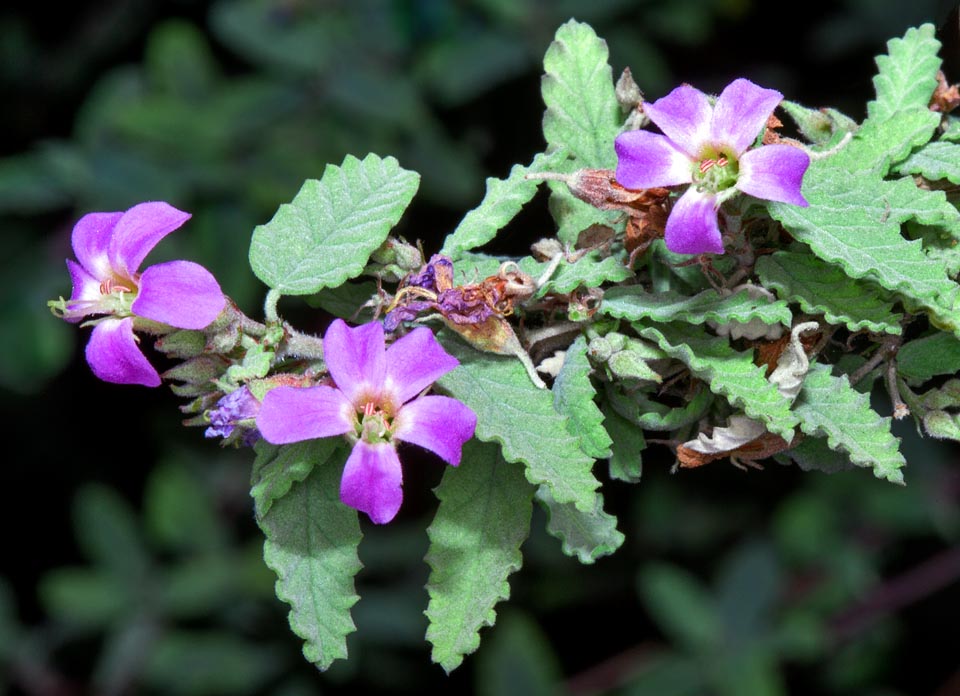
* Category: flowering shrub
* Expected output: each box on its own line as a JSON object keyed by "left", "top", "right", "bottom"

{"left": 49, "top": 20, "right": 960, "bottom": 675}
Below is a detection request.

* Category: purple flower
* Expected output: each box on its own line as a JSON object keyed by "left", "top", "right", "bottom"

{"left": 58, "top": 201, "right": 225, "bottom": 386}
{"left": 205, "top": 386, "right": 262, "bottom": 446}
{"left": 614, "top": 78, "right": 810, "bottom": 255}
{"left": 256, "top": 319, "right": 477, "bottom": 524}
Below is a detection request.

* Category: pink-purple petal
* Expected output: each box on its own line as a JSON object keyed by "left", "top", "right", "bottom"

{"left": 664, "top": 188, "right": 724, "bottom": 255}
{"left": 66, "top": 259, "right": 102, "bottom": 320}
{"left": 324, "top": 319, "right": 386, "bottom": 405}
{"left": 85, "top": 317, "right": 161, "bottom": 387}
{"left": 340, "top": 441, "right": 403, "bottom": 524}
{"left": 383, "top": 327, "right": 459, "bottom": 405}
{"left": 71, "top": 211, "right": 123, "bottom": 280}
{"left": 737, "top": 145, "right": 810, "bottom": 206}
{"left": 393, "top": 395, "right": 477, "bottom": 466}
{"left": 132, "top": 260, "right": 225, "bottom": 329}
{"left": 108, "top": 202, "right": 191, "bottom": 276}
{"left": 644, "top": 84, "right": 713, "bottom": 157}
{"left": 614, "top": 130, "right": 693, "bottom": 190}
{"left": 257, "top": 385, "right": 355, "bottom": 445}
{"left": 710, "top": 78, "right": 783, "bottom": 155}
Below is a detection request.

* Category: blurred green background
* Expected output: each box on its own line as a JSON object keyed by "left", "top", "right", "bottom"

{"left": 2, "top": 1, "right": 959, "bottom": 694}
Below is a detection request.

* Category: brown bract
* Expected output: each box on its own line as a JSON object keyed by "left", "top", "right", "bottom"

{"left": 930, "top": 71, "right": 960, "bottom": 113}
{"left": 761, "top": 113, "right": 784, "bottom": 145}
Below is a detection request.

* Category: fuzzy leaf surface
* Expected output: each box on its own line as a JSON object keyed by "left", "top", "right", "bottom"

{"left": 437, "top": 337, "right": 599, "bottom": 512}
{"left": 601, "top": 287, "right": 791, "bottom": 327}
{"left": 867, "top": 24, "right": 941, "bottom": 122}
{"left": 541, "top": 19, "right": 621, "bottom": 169}
{"left": 768, "top": 161, "right": 960, "bottom": 335}
{"left": 536, "top": 488, "right": 623, "bottom": 564}
{"left": 250, "top": 439, "right": 340, "bottom": 519}
{"left": 425, "top": 440, "right": 534, "bottom": 673}
{"left": 249, "top": 153, "right": 420, "bottom": 294}
{"left": 552, "top": 335, "right": 613, "bottom": 460}
{"left": 600, "top": 402, "right": 644, "bottom": 483}
{"left": 896, "top": 332, "right": 960, "bottom": 384}
{"left": 755, "top": 252, "right": 903, "bottom": 334}
{"left": 636, "top": 323, "right": 798, "bottom": 439}
{"left": 258, "top": 452, "right": 362, "bottom": 670}
{"left": 893, "top": 141, "right": 960, "bottom": 184}
{"left": 441, "top": 149, "right": 568, "bottom": 259}
{"left": 792, "top": 363, "right": 905, "bottom": 484}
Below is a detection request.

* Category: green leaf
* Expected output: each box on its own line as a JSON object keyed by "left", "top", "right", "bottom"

{"left": 601, "top": 287, "right": 791, "bottom": 327}
{"left": 249, "top": 153, "right": 420, "bottom": 295}
{"left": 835, "top": 108, "right": 940, "bottom": 173}
{"left": 441, "top": 149, "right": 568, "bottom": 259}
{"left": 867, "top": 24, "right": 941, "bottom": 122}
{"left": 451, "top": 250, "right": 631, "bottom": 295}
{"left": 536, "top": 487, "right": 623, "bottom": 564}
{"left": 792, "top": 363, "right": 905, "bottom": 484}
{"left": 424, "top": 440, "right": 535, "bottom": 673}
{"left": 896, "top": 331, "right": 960, "bottom": 384}
{"left": 755, "top": 252, "right": 903, "bottom": 334}
{"left": 600, "top": 401, "right": 644, "bottom": 483}
{"left": 437, "top": 337, "right": 600, "bottom": 512}
{"left": 39, "top": 569, "right": 131, "bottom": 626}
{"left": 258, "top": 451, "right": 363, "bottom": 670}
{"left": 548, "top": 184, "right": 621, "bottom": 247}
{"left": 306, "top": 279, "right": 378, "bottom": 321}
{"left": 768, "top": 162, "right": 960, "bottom": 335}
{"left": 893, "top": 141, "right": 960, "bottom": 184}
{"left": 552, "top": 336, "right": 613, "bottom": 459}
{"left": 635, "top": 323, "right": 798, "bottom": 440}
{"left": 250, "top": 438, "right": 341, "bottom": 519}
{"left": 541, "top": 19, "right": 621, "bottom": 168}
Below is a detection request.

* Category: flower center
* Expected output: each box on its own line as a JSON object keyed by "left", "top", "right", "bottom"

{"left": 357, "top": 401, "right": 395, "bottom": 445}
{"left": 693, "top": 148, "right": 739, "bottom": 193}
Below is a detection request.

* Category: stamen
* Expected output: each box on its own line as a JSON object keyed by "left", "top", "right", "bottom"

{"left": 699, "top": 159, "right": 717, "bottom": 174}
{"left": 363, "top": 402, "right": 377, "bottom": 417}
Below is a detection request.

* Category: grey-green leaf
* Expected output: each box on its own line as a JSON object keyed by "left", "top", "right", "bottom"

{"left": 553, "top": 335, "right": 613, "bottom": 460}
{"left": 755, "top": 252, "right": 903, "bottom": 334}
{"left": 541, "top": 19, "right": 621, "bottom": 169}
{"left": 249, "top": 153, "right": 420, "bottom": 295}
{"left": 258, "top": 451, "right": 363, "bottom": 670}
{"left": 792, "top": 363, "right": 905, "bottom": 484}
{"left": 250, "top": 438, "right": 341, "bottom": 519}
{"left": 893, "top": 141, "right": 960, "bottom": 184}
{"left": 437, "top": 337, "right": 600, "bottom": 512}
{"left": 896, "top": 331, "right": 960, "bottom": 384}
{"left": 536, "top": 487, "right": 623, "bottom": 564}
{"left": 441, "top": 149, "right": 568, "bottom": 259}
{"left": 424, "top": 440, "right": 535, "bottom": 673}
{"left": 867, "top": 24, "right": 941, "bottom": 122}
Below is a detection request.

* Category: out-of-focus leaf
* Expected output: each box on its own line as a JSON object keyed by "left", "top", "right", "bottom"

{"left": 475, "top": 611, "right": 563, "bottom": 696}
{"left": 638, "top": 563, "right": 720, "bottom": 652}
{"left": 73, "top": 484, "right": 150, "bottom": 580}
{"left": 143, "top": 630, "right": 282, "bottom": 695}
{"left": 39, "top": 569, "right": 131, "bottom": 627}
{"left": 144, "top": 462, "right": 222, "bottom": 553}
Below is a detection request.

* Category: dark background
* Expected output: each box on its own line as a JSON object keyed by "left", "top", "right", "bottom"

{"left": 1, "top": 1, "right": 959, "bottom": 694}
